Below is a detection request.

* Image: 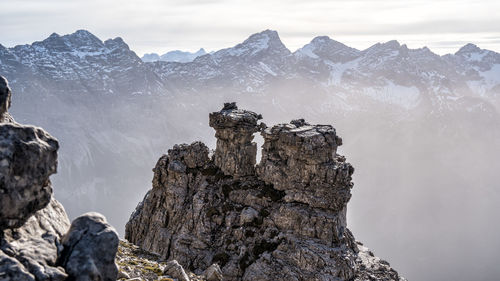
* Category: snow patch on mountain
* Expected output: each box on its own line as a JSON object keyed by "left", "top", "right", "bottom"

{"left": 467, "top": 64, "right": 500, "bottom": 96}
{"left": 296, "top": 43, "right": 319, "bottom": 59}
{"left": 363, "top": 81, "right": 421, "bottom": 109}
{"left": 259, "top": 61, "right": 277, "bottom": 76}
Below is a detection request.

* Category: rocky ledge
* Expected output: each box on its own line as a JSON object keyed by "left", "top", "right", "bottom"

{"left": 126, "top": 102, "right": 405, "bottom": 281}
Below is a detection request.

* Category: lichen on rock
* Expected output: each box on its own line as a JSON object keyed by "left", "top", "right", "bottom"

{"left": 126, "top": 102, "right": 405, "bottom": 281}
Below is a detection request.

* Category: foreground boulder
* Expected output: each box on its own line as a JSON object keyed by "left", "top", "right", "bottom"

{"left": 1, "top": 198, "right": 70, "bottom": 281}
{"left": 0, "top": 123, "right": 59, "bottom": 230}
{"left": 126, "top": 103, "right": 405, "bottom": 281}
{"left": 0, "top": 76, "right": 119, "bottom": 281}
{"left": 58, "top": 213, "right": 119, "bottom": 281}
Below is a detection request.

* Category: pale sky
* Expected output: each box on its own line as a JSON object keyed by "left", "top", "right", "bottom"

{"left": 1, "top": 0, "right": 500, "bottom": 56}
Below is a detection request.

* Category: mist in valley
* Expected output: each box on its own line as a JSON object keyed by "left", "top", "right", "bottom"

{"left": 2, "top": 25, "right": 500, "bottom": 281}
{"left": 9, "top": 83, "right": 500, "bottom": 281}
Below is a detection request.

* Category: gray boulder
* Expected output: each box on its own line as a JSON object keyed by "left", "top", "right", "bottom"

{"left": 58, "top": 212, "right": 119, "bottom": 281}
{"left": 0, "top": 123, "right": 59, "bottom": 230}
{"left": 163, "top": 260, "right": 190, "bottom": 281}
{"left": 204, "top": 264, "right": 224, "bottom": 281}
{"left": 1, "top": 198, "right": 70, "bottom": 281}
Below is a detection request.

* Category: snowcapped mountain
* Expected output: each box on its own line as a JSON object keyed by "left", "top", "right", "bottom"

{"left": 141, "top": 48, "right": 206, "bottom": 63}
{"left": 143, "top": 30, "right": 499, "bottom": 116}
{"left": 0, "top": 30, "right": 168, "bottom": 97}
{"left": 3, "top": 29, "right": 498, "bottom": 115}
{"left": 1, "top": 29, "right": 500, "bottom": 281}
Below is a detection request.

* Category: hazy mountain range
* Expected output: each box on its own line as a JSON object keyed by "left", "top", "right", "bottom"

{"left": 1, "top": 29, "right": 499, "bottom": 281}
{"left": 141, "top": 48, "right": 207, "bottom": 63}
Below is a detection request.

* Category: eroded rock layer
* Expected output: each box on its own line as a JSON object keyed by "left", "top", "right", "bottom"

{"left": 126, "top": 103, "right": 405, "bottom": 281}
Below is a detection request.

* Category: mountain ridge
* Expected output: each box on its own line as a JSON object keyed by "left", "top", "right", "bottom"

{"left": 1, "top": 28, "right": 500, "bottom": 281}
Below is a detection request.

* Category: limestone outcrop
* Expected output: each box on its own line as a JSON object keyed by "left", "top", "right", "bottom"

{"left": 209, "top": 102, "right": 263, "bottom": 178}
{"left": 0, "top": 76, "right": 13, "bottom": 123}
{"left": 1, "top": 198, "right": 70, "bottom": 281}
{"left": 0, "top": 76, "right": 119, "bottom": 281}
{"left": 126, "top": 103, "right": 405, "bottom": 281}
{"left": 0, "top": 123, "right": 59, "bottom": 230}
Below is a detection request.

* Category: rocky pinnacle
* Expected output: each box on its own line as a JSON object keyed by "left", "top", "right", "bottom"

{"left": 126, "top": 102, "right": 405, "bottom": 281}
{"left": 209, "top": 102, "right": 264, "bottom": 178}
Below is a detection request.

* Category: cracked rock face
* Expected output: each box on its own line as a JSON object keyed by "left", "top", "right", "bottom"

{"left": 1, "top": 198, "right": 70, "bottom": 281}
{"left": 126, "top": 103, "right": 405, "bottom": 281}
{"left": 0, "top": 76, "right": 12, "bottom": 123}
{"left": 209, "top": 102, "right": 263, "bottom": 178}
{"left": 256, "top": 119, "right": 352, "bottom": 211}
{"left": 0, "top": 123, "right": 59, "bottom": 230}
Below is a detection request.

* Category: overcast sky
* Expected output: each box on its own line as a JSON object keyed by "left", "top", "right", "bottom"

{"left": 1, "top": 0, "right": 499, "bottom": 56}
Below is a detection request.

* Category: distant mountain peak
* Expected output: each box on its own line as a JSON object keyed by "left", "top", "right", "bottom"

{"left": 141, "top": 48, "right": 207, "bottom": 63}
{"left": 380, "top": 40, "right": 401, "bottom": 49}
{"left": 221, "top": 29, "right": 290, "bottom": 57}
{"left": 242, "top": 29, "right": 280, "bottom": 48}
{"left": 102, "top": 37, "right": 131, "bottom": 53}
{"left": 456, "top": 43, "right": 481, "bottom": 55}
{"left": 49, "top": 32, "right": 60, "bottom": 38}
{"left": 72, "top": 29, "right": 94, "bottom": 37}
{"left": 295, "top": 35, "right": 360, "bottom": 62}
{"left": 35, "top": 30, "right": 106, "bottom": 52}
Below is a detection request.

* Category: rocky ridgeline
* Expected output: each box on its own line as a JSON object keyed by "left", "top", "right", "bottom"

{"left": 126, "top": 102, "right": 405, "bottom": 281}
{"left": 0, "top": 76, "right": 119, "bottom": 281}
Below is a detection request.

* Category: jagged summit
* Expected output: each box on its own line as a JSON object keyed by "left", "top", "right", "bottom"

{"left": 295, "top": 35, "right": 360, "bottom": 62}
{"left": 142, "top": 47, "right": 207, "bottom": 63}
{"left": 214, "top": 29, "right": 290, "bottom": 58}
{"left": 456, "top": 43, "right": 482, "bottom": 55}
{"left": 37, "top": 29, "right": 105, "bottom": 51}
{"left": 125, "top": 102, "right": 405, "bottom": 281}
{"left": 363, "top": 40, "right": 402, "bottom": 55}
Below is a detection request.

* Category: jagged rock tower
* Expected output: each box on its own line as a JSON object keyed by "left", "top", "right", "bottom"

{"left": 126, "top": 103, "right": 405, "bottom": 281}
{"left": 209, "top": 102, "right": 262, "bottom": 178}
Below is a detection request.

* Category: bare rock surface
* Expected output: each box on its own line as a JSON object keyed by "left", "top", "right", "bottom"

{"left": 126, "top": 103, "right": 405, "bottom": 281}
{"left": 0, "top": 123, "right": 59, "bottom": 230}
{"left": 0, "top": 76, "right": 13, "bottom": 123}
{"left": 1, "top": 198, "right": 70, "bottom": 281}
{"left": 164, "top": 260, "right": 190, "bottom": 281}
{"left": 58, "top": 212, "right": 119, "bottom": 281}
{"left": 209, "top": 102, "right": 263, "bottom": 177}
